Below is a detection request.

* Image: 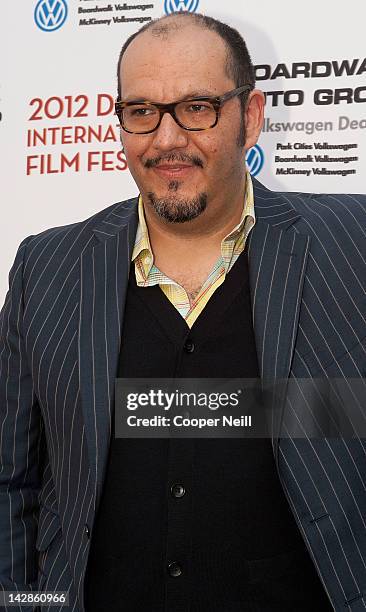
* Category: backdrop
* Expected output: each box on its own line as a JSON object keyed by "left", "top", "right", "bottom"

{"left": 1, "top": 0, "right": 365, "bottom": 303}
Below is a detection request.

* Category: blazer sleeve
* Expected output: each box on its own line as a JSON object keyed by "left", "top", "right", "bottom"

{"left": 0, "top": 237, "right": 44, "bottom": 608}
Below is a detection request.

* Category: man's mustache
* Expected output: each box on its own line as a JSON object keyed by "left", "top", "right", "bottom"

{"left": 143, "top": 154, "right": 204, "bottom": 169}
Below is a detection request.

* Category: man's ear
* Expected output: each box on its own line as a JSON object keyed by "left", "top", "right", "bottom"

{"left": 243, "top": 89, "right": 265, "bottom": 151}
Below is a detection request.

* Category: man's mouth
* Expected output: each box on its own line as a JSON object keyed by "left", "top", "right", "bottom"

{"left": 152, "top": 164, "right": 195, "bottom": 178}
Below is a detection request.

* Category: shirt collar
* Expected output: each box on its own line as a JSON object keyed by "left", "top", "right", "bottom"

{"left": 223, "top": 169, "right": 255, "bottom": 241}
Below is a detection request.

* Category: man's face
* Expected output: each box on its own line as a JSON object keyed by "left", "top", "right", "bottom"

{"left": 119, "top": 25, "right": 260, "bottom": 224}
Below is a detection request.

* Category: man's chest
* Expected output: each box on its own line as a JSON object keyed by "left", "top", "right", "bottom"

{"left": 154, "top": 257, "right": 222, "bottom": 306}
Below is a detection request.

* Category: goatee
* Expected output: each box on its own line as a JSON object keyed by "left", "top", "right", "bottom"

{"left": 147, "top": 189, "right": 207, "bottom": 223}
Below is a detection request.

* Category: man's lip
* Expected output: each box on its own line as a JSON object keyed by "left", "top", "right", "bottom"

{"left": 155, "top": 164, "right": 193, "bottom": 169}
{"left": 152, "top": 164, "right": 196, "bottom": 178}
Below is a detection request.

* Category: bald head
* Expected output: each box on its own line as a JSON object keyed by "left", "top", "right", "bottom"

{"left": 146, "top": 12, "right": 193, "bottom": 38}
{"left": 120, "top": 20, "right": 231, "bottom": 103}
{"left": 117, "top": 12, "right": 255, "bottom": 106}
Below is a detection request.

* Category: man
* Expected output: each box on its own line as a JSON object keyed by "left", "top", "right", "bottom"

{"left": 0, "top": 11, "right": 365, "bottom": 612}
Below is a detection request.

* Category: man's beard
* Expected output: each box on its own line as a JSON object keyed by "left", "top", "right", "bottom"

{"left": 147, "top": 183, "right": 207, "bottom": 223}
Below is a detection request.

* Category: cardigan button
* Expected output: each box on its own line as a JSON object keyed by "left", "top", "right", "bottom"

{"left": 168, "top": 561, "right": 182, "bottom": 577}
{"left": 84, "top": 524, "right": 90, "bottom": 538}
{"left": 170, "top": 483, "right": 186, "bottom": 498}
{"left": 184, "top": 340, "right": 195, "bottom": 353}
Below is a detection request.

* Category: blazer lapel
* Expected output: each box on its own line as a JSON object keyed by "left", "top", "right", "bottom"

{"left": 249, "top": 179, "right": 310, "bottom": 462}
{"left": 78, "top": 197, "right": 138, "bottom": 511}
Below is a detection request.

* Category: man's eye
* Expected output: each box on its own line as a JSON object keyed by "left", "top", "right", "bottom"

{"left": 130, "top": 107, "right": 155, "bottom": 116}
{"left": 189, "top": 104, "right": 210, "bottom": 113}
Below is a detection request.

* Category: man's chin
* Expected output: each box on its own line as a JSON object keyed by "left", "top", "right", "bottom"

{"left": 147, "top": 191, "right": 208, "bottom": 224}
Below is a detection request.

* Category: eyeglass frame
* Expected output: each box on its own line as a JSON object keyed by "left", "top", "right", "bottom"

{"left": 114, "top": 84, "right": 254, "bottom": 134}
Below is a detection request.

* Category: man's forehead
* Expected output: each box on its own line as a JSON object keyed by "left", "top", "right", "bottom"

{"left": 120, "top": 25, "right": 229, "bottom": 97}
{"left": 121, "top": 24, "right": 227, "bottom": 77}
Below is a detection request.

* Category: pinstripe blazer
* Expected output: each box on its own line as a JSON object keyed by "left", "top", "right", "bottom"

{"left": 0, "top": 178, "right": 365, "bottom": 612}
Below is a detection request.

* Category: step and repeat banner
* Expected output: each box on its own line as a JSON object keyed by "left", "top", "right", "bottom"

{"left": 1, "top": 0, "right": 365, "bottom": 302}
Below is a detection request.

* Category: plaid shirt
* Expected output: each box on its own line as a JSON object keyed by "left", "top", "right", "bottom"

{"left": 132, "top": 169, "right": 256, "bottom": 328}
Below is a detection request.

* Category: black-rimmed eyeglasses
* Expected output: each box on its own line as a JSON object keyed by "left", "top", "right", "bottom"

{"left": 114, "top": 84, "right": 254, "bottom": 134}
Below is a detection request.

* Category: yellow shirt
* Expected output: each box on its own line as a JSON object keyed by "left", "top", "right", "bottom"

{"left": 132, "top": 169, "right": 256, "bottom": 328}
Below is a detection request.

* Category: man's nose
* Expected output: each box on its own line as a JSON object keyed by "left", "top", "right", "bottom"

{"left": 151, "top": 112, "right": 189, "bottom": 151}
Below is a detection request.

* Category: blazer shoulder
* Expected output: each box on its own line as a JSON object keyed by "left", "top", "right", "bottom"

{"left": 285, "top": 189, "right": 366, "bottom": 216}
{"left": 12, "top": 197, "right": 139, "bottom": 295}
{"left": 301, "top": 194, "right": 365, "bottom": 245}
{"left": 20, "top": 196, "right": 139, "bottom": 260}
{"left": 254, "top": 178, "right": 366, "bottom": 230}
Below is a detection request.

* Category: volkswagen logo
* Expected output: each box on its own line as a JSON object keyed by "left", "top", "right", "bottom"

{"left": 34, "top": 0, "right": 68, "bottom": 32}
{"left": 164, "top": 0, "right": 200, "bottom": 15}
{"left": 246, "top": 144, "right": 264, "bottom": 177}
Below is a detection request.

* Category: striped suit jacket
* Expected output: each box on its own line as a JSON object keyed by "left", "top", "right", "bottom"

{"left": 0, "top": 178, "right": 365, "bottom": 611}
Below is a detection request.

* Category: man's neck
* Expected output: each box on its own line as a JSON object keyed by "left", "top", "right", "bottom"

{"left": 141, "top": 181, "right": 246, "bottom": 271}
